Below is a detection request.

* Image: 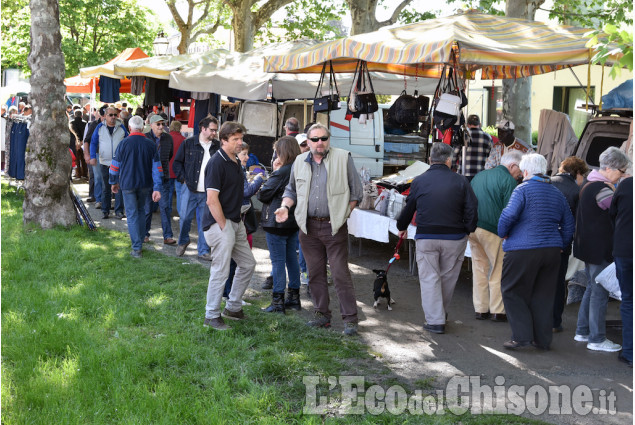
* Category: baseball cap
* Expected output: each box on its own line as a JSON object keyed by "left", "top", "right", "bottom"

{"left": 149, "top": 114, "right": 165, "bottom": 125}
{"left": 497, "top": 119, "right": 515, "bottom": 130}
{"left": 296, "top": 133, "right": 308, "bottom": 146}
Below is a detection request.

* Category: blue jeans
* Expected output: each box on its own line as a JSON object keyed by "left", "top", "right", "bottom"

{"left": 174, "top": 179, "right": 183, "bottom": 217}
{"left": 91, "top": 159, "right": 103, "bottom": 203}
{"left": 297, "top": 233, "right": 307, "bottom": 273}
{"left": 144, "top": 190, "right": 153, "bottom": 237}
{"left": 223, "top": 259, "right": 237, "bottom": 298}
{"left": 101, "top": 164, "right": 124, "bottom": 215}
{"left": 122, "top": 187, "right": 151, "bottom": 251}
{"left": 576, "top": 261, "right": 611, "bottom": 344}
{"left": 266, "top": 231, "right": 301, "bottom": 294}
{"left": 616, "top": 256, "right": 633, "bottom": 362}
{"left": 178, "top": 189, "right": 210, "bottom": 255}
{"left": 159, "top": 178, "right": 174, "bottom": 239}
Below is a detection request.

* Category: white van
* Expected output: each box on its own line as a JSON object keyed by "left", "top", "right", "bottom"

{"left": 237, "top": 100, "right": 428, "bottom": 176}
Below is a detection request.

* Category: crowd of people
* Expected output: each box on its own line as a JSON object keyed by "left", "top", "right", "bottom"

{"left": 68, "top": 104, "right": 633, "bottom": 361}
{"left": 398, "top": 115, "right": 632, "bottom": 368}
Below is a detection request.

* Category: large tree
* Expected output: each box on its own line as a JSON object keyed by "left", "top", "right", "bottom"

{"left": 25, "top": 0, "right": 75, "bottom": 228}
{"left": 346, "top": 0, "right": 413, "bottom": 34}
{"left": 1, "top": 0, "right": 158, "bottom": 77}
{"left": 165, "top": 0, "right": 228, "bottom": 54}
{"left": 500, "top": 0, "right": 545, "bottom": 145}
{"left": 224, "top": 0, "right": 296, "bottom": 52}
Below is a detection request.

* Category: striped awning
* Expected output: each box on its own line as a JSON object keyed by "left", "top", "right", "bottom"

{"left": 80, "top": 48, "right": 149, "bottom": 79}
{"left": 264, "top": 10, "right": 618, "bottom": 79}
{"left": 113, "top": 49, "right": 230, "bottom": 80}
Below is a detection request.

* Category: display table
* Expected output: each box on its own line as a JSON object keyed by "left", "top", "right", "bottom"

{"left": 347, "top": 208, "right": 417, "bottom": 273}
{"left": 347, "top": 208, "right": 471, "bottom": 274}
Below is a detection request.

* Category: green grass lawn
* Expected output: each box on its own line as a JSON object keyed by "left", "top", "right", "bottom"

{"left": 1, "top": 183, "right": 547, "bottom": 424}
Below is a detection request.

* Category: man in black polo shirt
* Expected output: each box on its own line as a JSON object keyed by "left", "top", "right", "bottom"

{"left": 201, "top": 122, "right": 257, "bottom": 330}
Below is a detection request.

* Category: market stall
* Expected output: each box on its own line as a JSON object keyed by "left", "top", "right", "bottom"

{"left": 169, "top": 40, "right": 438, "bottom": 100}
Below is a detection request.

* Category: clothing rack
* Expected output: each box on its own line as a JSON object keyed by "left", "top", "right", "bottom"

{"left": 5, "top": 115, "right": 31, "bottom": 183}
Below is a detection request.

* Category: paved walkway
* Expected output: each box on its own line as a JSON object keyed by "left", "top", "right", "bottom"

{"left": 71, "top": 178, "right": 633, "bottom": 425}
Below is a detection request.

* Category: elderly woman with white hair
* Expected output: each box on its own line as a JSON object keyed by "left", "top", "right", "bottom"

{"left": 574, "top": 146, "right": 631, "bottom": 353}
{"left": 497, "top": 153, "right": 575, "bottom": 350}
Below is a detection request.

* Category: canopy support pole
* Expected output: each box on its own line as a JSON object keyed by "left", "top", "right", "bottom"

{"left": 567, "top": 65, "right": 595, "bottom": 106}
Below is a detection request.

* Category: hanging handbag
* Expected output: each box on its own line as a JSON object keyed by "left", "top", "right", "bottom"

{"left": 352, "top": 61, "right": 378, "bottom": 114}
{"left": 314, "top": 61, "right": 340, "bottom": 113}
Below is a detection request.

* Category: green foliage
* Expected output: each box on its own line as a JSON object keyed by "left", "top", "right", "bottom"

{"left": 397, "top": 9, "right": 438, "bottom": 25}
{"left": 1, "top": 0, "right": 158, "bottom": 77}
{"left": 0, "top": 0, "right": 31, "bottom": 72}
{"left": 586, "top": 24, "right": 634, "bottom": 79}
{"left": 547, "top": 0, "right": 632, "bottom": 29}
{"left": 256, "top": 0, "right": 348, "bottom": 45}
{"left": 442, "top": 0, "right": 504, "bottom": 16}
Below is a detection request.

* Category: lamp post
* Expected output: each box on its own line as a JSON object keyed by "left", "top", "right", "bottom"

{"left": 153, "top": 31, "right": 169, "bottom": 56}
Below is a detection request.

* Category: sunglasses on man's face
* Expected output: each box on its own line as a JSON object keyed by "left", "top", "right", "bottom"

{"left": 108, "top": 113, "right": 117, "bottom": 117}
{"left": 154, "top": 122, "right": 165, "bottom": 126}
{"left": 309, "top": 136, "right": 329, "bottom": 142}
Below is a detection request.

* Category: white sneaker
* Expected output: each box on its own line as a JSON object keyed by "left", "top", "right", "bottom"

{"left": 574, "top": 334, "right": 589, "bottom": 342}
{"left": 241, "top": 300, "right": 251, "bottom": 306}
{"left": 587, "top": 339, "right": 622, "bottom": 352}
{"left": 300, "top": 272, "right": 309, "bottom": 285}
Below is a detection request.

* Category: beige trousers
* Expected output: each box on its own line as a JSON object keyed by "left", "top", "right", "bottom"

{"left": 468, "top": 227, "right": 505, "bottom": 314}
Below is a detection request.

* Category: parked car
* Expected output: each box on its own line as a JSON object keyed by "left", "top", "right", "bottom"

{"left": 574, "top": 107, "right": 632, "bottom": 169}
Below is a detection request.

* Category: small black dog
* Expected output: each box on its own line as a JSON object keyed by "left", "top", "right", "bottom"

{"left": 372, "top": 269, "right": 395, "bottom": 311}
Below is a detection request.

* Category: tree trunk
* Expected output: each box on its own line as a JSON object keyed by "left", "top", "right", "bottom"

{"left": 25, "top": 0, "right": 75, "bottom": 228}
{"left": 349, "top": 0, "right": 376, "bottom": 34}
{"left": 502, "top": 0, "right": 545, "bottom": 145}
{"left": 232, "top": 5, "right": 255, "bottom": 53}
{"left": 347, "top": 0, "right": 411, "bottom": 35}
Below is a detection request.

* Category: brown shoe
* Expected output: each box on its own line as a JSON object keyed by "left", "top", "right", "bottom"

{"left": 175, "top": 242, "right": 190, "bottom": 256}
{"left": 221, "top": 308, "right": 246, "bottom": 321}
{"left": 198, "top": 253, "right": 212, "bottom": 261}
{"left": 163, "top": 238, "right": 177, "bottom": 245}
{"left": 143, "top": 236, "right": 150, "bottom": 243}
{"left": 203, "top": 316, "right": 230, "bottom": 330}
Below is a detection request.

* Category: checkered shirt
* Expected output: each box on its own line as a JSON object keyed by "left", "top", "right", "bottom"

{"left": 453, "top": 128, "right": 492, "bottom": 178}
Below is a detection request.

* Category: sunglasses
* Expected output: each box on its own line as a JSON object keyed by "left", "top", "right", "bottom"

{"left": 618, "top": 168, "right": 626, "bottom": 174}
{"left": 309, "top": 136, "right": 329, "bottom": 142}
{"left": 154, "top": 122, "right": 165, "bottom": 126}
{"left": 108, "top": 113, "right": 117, "bottom": 117}
{"left": 208, "top": 128, "right": 218, "bottom": 132}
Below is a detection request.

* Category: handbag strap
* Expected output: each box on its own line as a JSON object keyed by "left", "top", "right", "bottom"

{"left": 349, "top": 60, "right": 362, "bottom": 98}
{"left": 329, "top": 61, "right": 339, "bottom": 96}
{"left": 314, "top": 62, "right": 327, "bottom": 99}
{"left": 432, "top": 64, "right": 448, "bottom": 104}
{"left": 363, "top": 61, "right": 375, "bottom": 94}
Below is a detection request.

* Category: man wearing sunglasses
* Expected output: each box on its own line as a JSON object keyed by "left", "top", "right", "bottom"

{"left": 145, "top": 115, "right": 175, "bottom": 245}
{"left": 90, "top": 106, "right": 128, "bottom": 219}
{"left": 275, "top": 123, "right": 363, "bottom": 336}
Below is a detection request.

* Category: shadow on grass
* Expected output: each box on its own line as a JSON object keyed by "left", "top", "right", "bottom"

{"left": 1, "top": 183, "right": 548, "bottom": 424}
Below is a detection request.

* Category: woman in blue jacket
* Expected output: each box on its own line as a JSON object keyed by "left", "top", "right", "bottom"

{"left": 258, "top": 136, "right": 302, "bottom": 314}
{"left": 498, "top": 153, "right": 575, "bottom": 350}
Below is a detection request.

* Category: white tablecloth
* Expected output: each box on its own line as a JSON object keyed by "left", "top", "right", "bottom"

{"left": 347, "top": 208, "right": 471, "bottom": 258}
{"left": 347, "top": 208, "right": 416, "bottom": 242}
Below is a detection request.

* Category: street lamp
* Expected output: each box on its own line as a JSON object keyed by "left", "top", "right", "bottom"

{"left": 153, "top": 31, "right": 169, "bottom": 56}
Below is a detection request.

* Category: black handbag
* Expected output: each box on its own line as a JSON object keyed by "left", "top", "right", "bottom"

{"left": 314, "top": 61, "right": 340, "bottom": 113}
{"left": 349, "top": 60, "right": 378, "bottom": 114}
{"left": 242, "top": 204, "right": 258, "bottom": 235}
